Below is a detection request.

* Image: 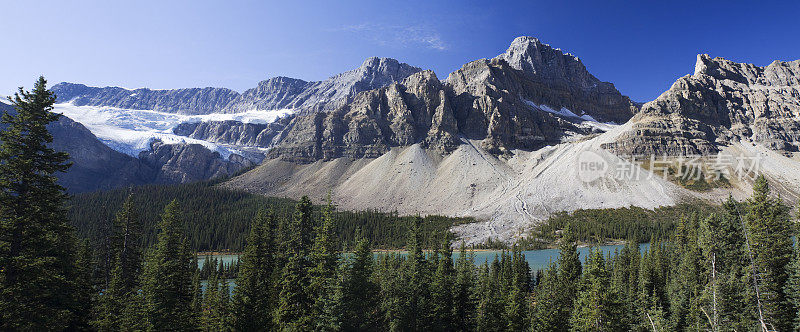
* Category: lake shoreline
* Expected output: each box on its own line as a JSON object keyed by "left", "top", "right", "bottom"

{"left": 196, "top": 240, "right": 634, "bottom": 257}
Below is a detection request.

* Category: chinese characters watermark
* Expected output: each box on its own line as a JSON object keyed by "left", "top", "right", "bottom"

{"left": 576, "top": 151, "right": 762, "bottom": 183}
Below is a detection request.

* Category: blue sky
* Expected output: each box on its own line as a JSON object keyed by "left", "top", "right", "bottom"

{"left": 2, "top": 0, "right": 798, "bottom": 102}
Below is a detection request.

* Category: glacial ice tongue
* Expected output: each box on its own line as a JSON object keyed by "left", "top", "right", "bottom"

{"left": 52, "top": 102, "right": 292, "bottom": 159}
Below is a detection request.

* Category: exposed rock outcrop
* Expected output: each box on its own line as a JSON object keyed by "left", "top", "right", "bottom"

{"left": 606, "top": 54, "right": 800, "bottom": 155}
{"left": 493, "top": 36, "right": 638, "bottom": 123}
{"left": 265, "top": 37, "right": 638, "bottom": 162}
{"left": 172, "top": 116, "right": 292, "bottom": 148}
{"left": 267, "top": 70, "right": 461, "bottom": 162}
{"left": 138, "top": 140, "right": 254, "bottom": 183}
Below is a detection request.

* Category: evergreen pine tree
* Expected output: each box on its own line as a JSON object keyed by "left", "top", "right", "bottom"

{"left": 530, "top": 262, "right": 560, "bottom": 332}
{"left": 569, "top": 249, "right": 624, "bottom": 332}
{"left": 475, "top": 255, "right": 505, "bottom": 332}
{"left": 403, "top": 216, "right": 431, "bottom": 331}
{"left": 96, "top": 195, "right": 144, "bottom": 331}
{"left": 342, "top": 236, "right": 380, "bottom": 331}
{"left": 553, "top": 224, "right": 582, "bottom": 331}
{"left": 744, "top": 175, "right": 794, "bottom": 331}
{"left": 96, "top": 260, "right": 127, "bottom": 331}
{"left": 453, "top": 242, "right": 476, "bottom": 332}
{"left": 191, "top": 265, "right": 203, "bottom": 323}
{"left": 378, "top": 253, "right": 407, "bottom": 332}
{"left": 309, "top": 195, "right": 341, "bottom": 330}
{"left": 785, "top": 240, "right": 800, "bottom": 331}
{"left": 122, "top": 289, "right": 150, "bottom": 331}
{"left": 218, "top": 276, "right": 231, "bottom": 329}
{"left": 0, "top": 77, "right": 87, "bottom": 330}
{"left": 275, "top": 196, "right": 315, "bottom": 330}
{"left": 70, "top": 239, "right": 96, "bottom": 331}
{"left": 667, "top": 214, "right": 706, "bottom": 331}
{"left": 202, "top": 259, "right": 229, "bottom": 331}
{"left": 698, "top": 202, "right": 755, "bottom": 330}
{"left": 232, "top": 209, "right": 277, "bottom": 331}
{"left": 141, "top": 200, "right": 197, "bottom": 331}
{"left": 112, "top": 193, "right": 143, "bottom": 292}
{"left": 610, "top": 239, "right": 639, "bottom": 330}
{"left": 430, "top": 240, "right": 456, "bottom": 331}
{"left": 505, "top": 247, "right": 529, "bottom": 331}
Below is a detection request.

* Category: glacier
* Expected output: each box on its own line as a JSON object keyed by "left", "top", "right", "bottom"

{"left": 52, "top": 103, "right": 292, "bottom": 158}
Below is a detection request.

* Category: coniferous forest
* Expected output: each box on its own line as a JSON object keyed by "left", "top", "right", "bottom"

{"left": 3, "top": 78, "right": 800, "bottom": 331}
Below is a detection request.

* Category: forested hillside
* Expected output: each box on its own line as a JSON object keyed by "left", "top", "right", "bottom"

{"left": 67, "top": 181, "right": 473, "bottom": 251}
{"left": 520, "top": 202, "right": 722, "bottom": 247}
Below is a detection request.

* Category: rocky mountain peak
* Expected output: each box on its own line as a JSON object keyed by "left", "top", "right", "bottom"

{"left": 399, "top": 70, "right": 442, "bottom": 90}
{"left": 331, "top": 57, "right": 422, "bottom": 91}
{"left": 228, "top": 57, "right": 422, "bottom": 113}
{"left": 693, "top": 54, "right": 800, "bottom": 87}
{"left": 256, "top": 76, "right": 308, "bottom": 89}
{"left": 692, "top": 54, "right": 764, "bottom": 84}
{"left": 495, "top": 36, "right": 591, "bottom": 85}
{"left": 442, "top": 37, "right": 638, "bottom": 124}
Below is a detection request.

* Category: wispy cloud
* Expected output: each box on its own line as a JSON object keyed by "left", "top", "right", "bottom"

{"left": 337, "top": 23, "right": 448, "bottom": 51}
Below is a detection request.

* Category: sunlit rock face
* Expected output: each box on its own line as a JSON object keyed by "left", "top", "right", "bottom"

{"left": 607, "top": 54, "right": 800, "bottom": 156}
{"left": 265, "top": 37, "right": 638, "bottom": 162}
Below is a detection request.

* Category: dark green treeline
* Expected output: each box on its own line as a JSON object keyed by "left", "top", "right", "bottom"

{"left": 68, "top": 182, "right": 471, "bottom": 251}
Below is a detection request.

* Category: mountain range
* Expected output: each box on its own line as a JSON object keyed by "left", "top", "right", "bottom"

{"left": 8, "top": 36, "right": 799, "bottom": 244}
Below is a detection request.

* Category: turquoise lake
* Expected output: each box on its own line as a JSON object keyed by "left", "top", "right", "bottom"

{"left": 197, "top": 243, "right": 650, "bottom": 273}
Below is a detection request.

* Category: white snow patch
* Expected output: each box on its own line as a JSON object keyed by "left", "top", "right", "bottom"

{"left": 523, "top": 99, "right": 618, "bottom": 131}
{"left": 52, "top": 103, "right": 293, "bottom": 158}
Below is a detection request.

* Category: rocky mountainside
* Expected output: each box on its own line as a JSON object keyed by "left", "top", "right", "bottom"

{"left": 44, "top": 57, "right": 421, "bottom": 189}
{"left": 1, "top": 101, "right": 155, "bottom": 192}
{"left": 265, "top": 37, "right": 638, "bottom": 162}
{"left": 172, "top": 116, "right": 291, "bottom": 148}
{"left": 51, "top": 57, "right": 421, "bottom": 115}
{"left": 492, "top": 36, "right": 637, "bottom": 124}
{"left": 138, "top": 140, "right": 254, "bottom": 183}
{"left": 223, "top": 39, "right": 800, "bottom": 245}
{"left": 605, "top": 54, "right": 800, "bottom": 156}
{"left": 227, "top": 57, "right": 422, "bottom": 112}
{"left": 50, "top": 84, "right": 241, "bottom": 115}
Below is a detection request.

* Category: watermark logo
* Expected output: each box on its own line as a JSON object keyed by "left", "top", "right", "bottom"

{"left": 576, "top": 151, "right": 763, "bottom": 183}
{"left": 577, "top": 150, "right": 609, "bottom": 182}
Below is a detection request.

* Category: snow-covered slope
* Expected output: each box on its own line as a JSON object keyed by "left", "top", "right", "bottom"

{"left": 52, "top": 103, "right": 292, "bottom": 158}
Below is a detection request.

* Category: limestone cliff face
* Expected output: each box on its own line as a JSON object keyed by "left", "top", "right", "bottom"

{"left": 493, "top": 36, "right": 638, "bottom": 124}
{"left": 267, "top": 70, "right": 461, "bottom": 162}
{"left": 606, "top": 55, "right": 800, "bottom": 155}
{"left": 172, "top": 116, "right": 291, "bottom": 148}
{"left": 444, "top": 58, "right": 578, "bottom": 154}
{"left": 266, "top": 37, "right": 638, "bottom": 162}
{"left": 138, "top": 140, "right": 254, "bottom": 183}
